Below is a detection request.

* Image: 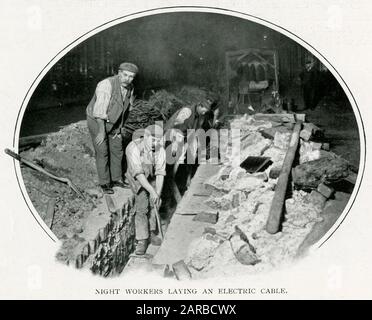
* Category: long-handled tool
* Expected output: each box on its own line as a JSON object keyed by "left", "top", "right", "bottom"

{"left": 152, "top": 199, "right": 164, "bottom": 240}
{"left": 265, "top": 122, "right": 302, "bottom": 234}
{"left": 5, "top": 148, "right": 85, "bottom": 199}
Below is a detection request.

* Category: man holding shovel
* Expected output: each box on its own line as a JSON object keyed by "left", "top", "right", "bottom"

{"left": 125, "top": 124, "right": 166, "bottom": 255}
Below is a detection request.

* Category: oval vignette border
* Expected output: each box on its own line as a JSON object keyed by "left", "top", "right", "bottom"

{"left": 12, "top": 6, "right": 366, "bottom": 252}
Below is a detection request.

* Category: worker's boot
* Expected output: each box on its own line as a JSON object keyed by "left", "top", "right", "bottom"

{"left": 150, "top": 231, "right": 162, "bottom": 246}
{"left": 135, "top": 239, "right": 148, "bottom": 255}
{"left": 101, "top": 183, "right": 114, "bottom": 194}
{"left": 111, "top": 180, "right": 130, "bottom": 188}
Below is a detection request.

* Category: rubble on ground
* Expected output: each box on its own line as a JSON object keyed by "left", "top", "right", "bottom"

{"left": 19, "top": 87, "right": 356, "bottom": 277}
{"left": 185, "top": 113, "right": 353, "bottom": 279}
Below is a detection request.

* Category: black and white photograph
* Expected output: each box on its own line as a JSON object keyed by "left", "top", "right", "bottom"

{"left": 0, "top": 0, "right": 371, "bottom": 300}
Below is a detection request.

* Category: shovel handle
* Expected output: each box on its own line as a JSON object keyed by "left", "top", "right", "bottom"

{"left": 151, "top": 199, "right": 164, "bottom": 240}
{"left": 5, "top": 148, "right": 85, "bottom": 199}
{"left": 5, "top": 148, "right": 62, "bottom": 181}
{"left": 4, "top": 148, "right": 21, "bottom": 161}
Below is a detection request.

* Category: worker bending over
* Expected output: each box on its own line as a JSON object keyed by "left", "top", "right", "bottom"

{"left": 125, "top": 124, "right": 166, "bottom": 255}
{"left": 164, "top": 95, "right": 219, "bottom": 201}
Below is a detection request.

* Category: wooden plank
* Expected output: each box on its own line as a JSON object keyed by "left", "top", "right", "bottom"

{"left": 177, "top": 164, "right": 221, "bottom": 215}
{"left": 152, "top": 214, "right": 210, "bottom": 265}
{"left": 193, "top": 211, "right": 219, "bottom": 224}
{"left": 254, "top": 113, "right": 296, "bottom": 123}
{"left": 266, "top": 122, "right": 302, "bottom": 234}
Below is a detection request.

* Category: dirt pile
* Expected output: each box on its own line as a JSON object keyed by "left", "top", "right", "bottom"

{"left": 20, "top": 121, "right": 100, "bottom": 260}
{"left": 20, "top": 86, "right": 215, "bottom": 265}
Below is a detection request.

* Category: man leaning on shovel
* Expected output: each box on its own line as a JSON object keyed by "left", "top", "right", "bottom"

{"left": 125, "top": 124, "right": 166, "bottom": 255}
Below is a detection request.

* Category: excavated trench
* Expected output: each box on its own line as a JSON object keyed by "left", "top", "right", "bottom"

{"left": 18, "top": 97, "right": 359, "bottom": 279}
{"left": 123, "top": 113, "right": 359, "bottom": 279}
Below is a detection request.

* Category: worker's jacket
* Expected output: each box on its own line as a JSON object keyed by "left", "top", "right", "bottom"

{"left": 125, "top": 138, "right": 166, "bottom": 194}
{"left": 164, "top": 104, "right": 209, "bottom": 164}
{"left": 86, "top": 75, "right": 133, "bottom": 133}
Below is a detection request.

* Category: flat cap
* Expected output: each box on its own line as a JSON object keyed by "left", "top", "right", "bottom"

{"left": 199, "top": 99, "right": 213, "bottom": 110}
{"left": 119, "top": 62, "right": 139, "bottom": 73}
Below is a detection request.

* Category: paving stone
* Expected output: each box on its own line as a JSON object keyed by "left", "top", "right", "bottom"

{"left": 317, "top": 183, "right": 335, "bottom": 199}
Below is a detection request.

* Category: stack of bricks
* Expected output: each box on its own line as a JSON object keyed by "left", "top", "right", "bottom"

{"left": 71, "top": 195, "right": 136, "bottom": 277}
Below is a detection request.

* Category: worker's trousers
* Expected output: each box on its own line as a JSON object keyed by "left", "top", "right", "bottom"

{"left": 134, "top": 186, "right": 157, "bottom": 241}
{"left": 87, "top": 115, "right": 123, "bottom": 185}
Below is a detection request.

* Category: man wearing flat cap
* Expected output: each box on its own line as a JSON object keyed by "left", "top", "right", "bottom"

{"left": 125, "top": 124, "right": 166, "bottom": 255}
{"left": 86, "top": 62, "right": 138, "bottom": 194}
{"left": 164, "top": 96, "right": 217, "bottom": 202}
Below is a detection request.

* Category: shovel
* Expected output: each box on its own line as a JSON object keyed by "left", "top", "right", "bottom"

{"left": 5, "top": 148, "right": 85, "bottom": 199}
{"left": 151, "top": 198, "right": 164, "bottom": 240}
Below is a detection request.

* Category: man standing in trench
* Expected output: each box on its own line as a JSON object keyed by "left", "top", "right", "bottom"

{"left": 164, "top": 95, "right": 218, "bottom": 202}
{"left": 125, "top": 124, "right": 166, "bottom": 255}
{"left": 86, "top": 62, "right": 138, "bottom": 194}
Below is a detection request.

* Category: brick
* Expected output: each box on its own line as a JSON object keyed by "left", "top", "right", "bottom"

{"left": 309, "top": 190, "right": 327, "bottom": 210}
{"left": 128, "top": 196, "right": 135, "bottom": 208}
{"left": 99, "top": 228, "right": 107, "bottom": 242}
{"left": 95, "top": 233, "right": 101, "bottom": 246}
{"left": 260, "top": 126, "right": 290, "bottom": 140}
{"left": 82, "top": 244, "right": 89, "bottom": 258}
{"left": 172, "top": 260, "right": 192, "bottom": 280}
{"left": 300, "top": 123, "right": 324, "bottom": 141}
{"left": 269, "top": 166, "right": 282, "bottom": 179}
{"left": 205, "top": 233, "right": 223, "bottom": 244}
{"left": 295, "top": 113, "right": 306, "bottom": 122}
{"left": 105, "top": 194, "right": 116, "bottom": 213}
{"left": 310, "top": 141, "right": 322, "bottom": 150}
{"left": 121, "top": 203, "right": 129, "bottom": 216}
{"left": 299, "top": 149, "right": 334, "bottom": 164}
{"left": 88, "top": 240, "right": 96, "bottom": 254}
{"left": 75, "top": 255, "right": 83, "bottom": 269}
{"left": 230, "top": 234, "right": 259, "bottom": 265}
{"left": 163, "top": 265, "right": 175, "bottom": 278}
{"left": 274, "top": 131, "right": 291, "bottom": 149}
{"left": 193, "top": 211, "right": 219, "bottom": 224}
{"left": 252, "top": 172, "right": 268, "bottom": 181}
{"left": 219, "top": 166, "right": 233, "bottom": 180}
{"left": 300, "top": 128, "right": 312, "bottom": 141}
{"left": 203, "top": 226, "right": 216, "bottom": 235}
{"left": 105, "top": 223, "right": 110, "bottom": 235}
{"left": 322, "top": 142, "right": 330, "bottom": 151}
{"left": 283, "top": 122, "right": 295, "bottom": 130}
{"left": 303, "top": 122, "right": 321, "bottom": 132}
{"left": 225, "top": 214, "right": 237, "bottom": 224}
{"left": 260, "top": 128, "right": 276, "bottom": 140}
{"left": 317, "top": 183, "right": 334, "bottom": 199}
{"left": 231, "top": 192, "right": 240, "bottom": 208}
